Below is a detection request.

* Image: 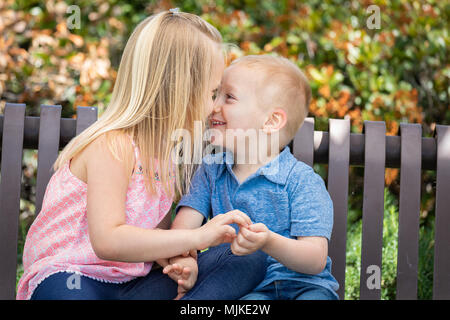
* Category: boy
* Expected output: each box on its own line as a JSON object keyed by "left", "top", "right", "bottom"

{"left": 167, "top": 55, "right": 339, "bottom": 300}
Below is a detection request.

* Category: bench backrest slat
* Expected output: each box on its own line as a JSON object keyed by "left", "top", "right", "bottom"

{"left": 327, "top": 119, "right": 350, "bottom": 300}
{"left": 35, "top": 105, "right": 62, "bottom": 217}
{"left": 433, "top": 125, "right": 450, "bottom": 300}
{"left": 35, "top": 106, "right": 98, "bottom": 216}
{"left": 0, "top": 103, "right": 26, "bottom": 300}
{"left": 293, "top": 117, "right": 314, "bottom": 167}
{"left": 396, "top": 123, "right": 422, "bottom": 299}
{"left": 359, "top": 121, "right": 386, "bottom": 300}
{"left": 76, "top": 107, "right": 98, "bottom": 135}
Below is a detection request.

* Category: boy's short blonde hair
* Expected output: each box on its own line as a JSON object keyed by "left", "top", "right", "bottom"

{"left": 230, "top": 55, "right": 311, "bottom": 148}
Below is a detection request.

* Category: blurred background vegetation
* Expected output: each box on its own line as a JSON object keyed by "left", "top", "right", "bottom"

{"left": 1, "top": 0, "right": 448, "bottom": 299}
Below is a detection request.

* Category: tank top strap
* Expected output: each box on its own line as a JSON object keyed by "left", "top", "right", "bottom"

{"left": 126, "top": 134, "right": 143, "bottom": 172}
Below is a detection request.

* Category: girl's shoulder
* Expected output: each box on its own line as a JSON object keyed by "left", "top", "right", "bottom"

{"left": 83, "top": 131, "right": 136, "bottom": 179}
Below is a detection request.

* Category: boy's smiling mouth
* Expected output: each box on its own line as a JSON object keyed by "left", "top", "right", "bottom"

{"left": 210, "top": 118, "right": 227, "bottom": 127}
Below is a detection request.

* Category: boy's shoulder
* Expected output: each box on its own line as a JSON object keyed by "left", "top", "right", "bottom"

{"left": 285, "top": 157, "right": 327, "bottom": 193}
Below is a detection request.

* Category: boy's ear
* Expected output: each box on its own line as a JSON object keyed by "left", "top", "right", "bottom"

{"left": 263, "top": 108, "right": 287, "bottom": 134}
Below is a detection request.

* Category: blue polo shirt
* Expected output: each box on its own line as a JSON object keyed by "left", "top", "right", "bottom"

{"left": 175, "top": 146, "right": 339, "bottom": 297}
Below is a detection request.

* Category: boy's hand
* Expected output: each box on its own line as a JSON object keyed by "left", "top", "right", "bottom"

{"left": 163, "top": 254, "right": 198, "bottom": 300}
{"left": 231, "top": 223, "right": 271, "bottom": 256}
{"left": 195, "top": 210, "right": 252, "bottom": 251}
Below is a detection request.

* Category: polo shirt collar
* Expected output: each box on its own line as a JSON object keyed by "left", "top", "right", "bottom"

{"left": 222, "top": 146, "right": 297, "bottom": 185}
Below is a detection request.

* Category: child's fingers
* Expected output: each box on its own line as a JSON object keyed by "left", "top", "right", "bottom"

{"left": 240, "top": 226, "right": 261, "bottom": 243}
{"left": 248, "top": 223, "right": 268, "bottom": 233}
{"left": 222, "top": 210, "right": 252, "bottom": 227}
{"left": 189, "top": 249, "right": 198, "bottom": 259}
{"left": 173, "top": 264, "right": 183, "bottom": 274}
{"left": 235, "top": 231, "right": 254, "bottom": 249}
{"left": 164, "top": 263, "right": 182, "bottom": 275}
{"left": 231, "top": 210, "right": 252, "bottom": 227}
{"left": 222, "top": 233, "right": 235, "bottom": 244}
{"left": 181, "top": 267, "right": 191, "bottom": 279}
{"left": 221, "top": 225, "right": 237, "bottom": 239}
{"left": 174, "top": 292, "right": 185, "bottom": 300}
{"left": 163, "top": 265, "right": 172, "bottom": 274}
{"left": 230, "top": 240, "right": 250, "bottom": 256}
{"left": 231, "top": 232, "right": 249, "bottom": 253}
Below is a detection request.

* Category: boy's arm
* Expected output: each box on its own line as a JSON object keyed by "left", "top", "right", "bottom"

{"left": 281, "top": 165, "right": 332, "bottom": 274}
{"left": 232, "top": 164, "right": 333, "bottom": 275}
{"left": 232, "top": 224, "right": 328, "bottom": 275}
{"left": 263, "top": 232, "right": 328, "bottom": 275}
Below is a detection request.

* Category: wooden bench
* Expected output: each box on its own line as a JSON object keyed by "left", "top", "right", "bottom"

{"left": 0, "top": 103, "right": 449, "bottom": 300}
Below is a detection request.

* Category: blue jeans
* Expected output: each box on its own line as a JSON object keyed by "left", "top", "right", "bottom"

{"left": 30, "top": 244, "right": 267, "bottom": 300}
{"left": 240, "top": 280, "right": 339, "bottom": 300}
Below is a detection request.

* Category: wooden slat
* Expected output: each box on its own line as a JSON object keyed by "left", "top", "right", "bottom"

{"left": 35, "top": 105, "right": 62, "bottom": 217}
{"left": 359, "top": 121, "right": 386, "bottom": 300}
{"left": 75, "top": 106, "right": 98, "bottom": 135}
{"left": 433, "top": 124, "right": 450, "bottom": 300}
{"left": 396, "top": 123, "right": 421, "bottom": 299}
{"left": 293, "top": 117, "right": 314, "bottom": 167}
{"left": 327, "top": 119, "right": 350, "bottom": 300}
{"left": 0, "top": 103, "right": 26, "bottom": 300}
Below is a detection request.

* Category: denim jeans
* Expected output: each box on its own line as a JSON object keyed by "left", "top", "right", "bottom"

{"left": 30, "top": 244, "right": 267, "bottom": 300}
{"left": 240, "top": 280, "right": 339, "bottom": 300}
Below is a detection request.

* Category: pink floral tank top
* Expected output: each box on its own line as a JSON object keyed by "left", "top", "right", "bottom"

{"left": 16, "top": 136, "right": 174, "bottom": 300}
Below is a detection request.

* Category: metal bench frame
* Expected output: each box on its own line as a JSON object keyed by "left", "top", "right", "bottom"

{"left": 0, "top": 103, "right": 449, "bottom": 300}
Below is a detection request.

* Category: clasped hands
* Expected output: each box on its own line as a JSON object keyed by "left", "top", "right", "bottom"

{"left": 161, "top": 209, "right": 270, "bottom": 300}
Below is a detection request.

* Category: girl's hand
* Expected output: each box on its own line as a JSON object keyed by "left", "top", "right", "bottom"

{"left": 163, "top": 255, "right": 198, "bottom": 300}
{"left": 195, "top": 210, "right": 252, "bottom": 251}
{"left": 231, "top": 223, "right": 271, "bottom": 256}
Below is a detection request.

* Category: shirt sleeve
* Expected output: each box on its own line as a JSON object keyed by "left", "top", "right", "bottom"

{"left": 175, "top": 163, "right": 212, "bottom": 220}
{"left": 289, "top": 167, "right": 334, "bottom": 240}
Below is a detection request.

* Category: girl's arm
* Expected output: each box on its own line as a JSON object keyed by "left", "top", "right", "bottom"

{"left": 171, "top": 206, "right": 206, "bottom": 229}
{"left": 84, "top": 134, "right": 244, "bottom": 263}
{"left": 155, "top": 206, "right": 205, "bottom": 268}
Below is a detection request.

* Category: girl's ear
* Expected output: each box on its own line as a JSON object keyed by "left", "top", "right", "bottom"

{"left": 262, "top": 108, "right": 287, "bottom": 134}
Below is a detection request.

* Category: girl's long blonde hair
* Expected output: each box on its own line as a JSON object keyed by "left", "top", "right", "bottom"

{"left": 53, "top": 11, "right": 223, "bottom": 202}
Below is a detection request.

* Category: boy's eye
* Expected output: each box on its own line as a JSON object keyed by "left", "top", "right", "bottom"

{"left": 226, "top": 94, "right": 234, "bottom": 100}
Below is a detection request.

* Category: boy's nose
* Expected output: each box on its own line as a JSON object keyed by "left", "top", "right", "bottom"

{"left": 212, "top": 101, "right": 222, "bottom": 113}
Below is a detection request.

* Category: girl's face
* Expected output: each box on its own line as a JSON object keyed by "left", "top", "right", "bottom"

{"left": 204, "top": 51, "right": 226, "bottom": 120}
{"left": 208, "top": 64, "right": 269, "bottom": 152}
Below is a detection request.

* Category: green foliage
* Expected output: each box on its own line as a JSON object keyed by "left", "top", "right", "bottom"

{"left": 1, "top": 0, "right": 448, "bottom": 131}
{"left": 344, "top": 188, "right": 434, "bottom": 300}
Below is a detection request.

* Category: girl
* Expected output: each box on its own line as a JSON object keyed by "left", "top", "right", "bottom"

{"left": 16, "top": 10, "right": 266, "bottom": 300}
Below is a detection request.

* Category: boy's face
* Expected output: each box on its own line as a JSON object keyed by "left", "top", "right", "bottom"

{"left": 208, "top": 64, "right": 270, "bottom": 153}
